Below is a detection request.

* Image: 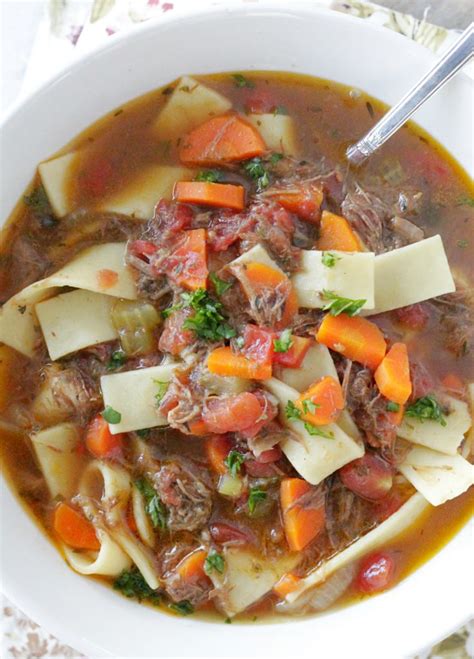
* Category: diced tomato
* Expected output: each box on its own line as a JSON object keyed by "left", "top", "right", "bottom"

{"left": 238, "top": 390, "right": 279, "bottom": 440}
{"left": 339, "top": 453, "right": 393, "bottom": 501}
{"left": 355, "top": 552, "right": 396, "bottom": 594}
{"left": 96, "top": 268, "right": 118, "bottom": 290}
{"left": 158, "top": 309, "right": 194, "bottom": 355}
{"left": 126, "top": 504, "right": 138, "bottom": 534}
{"left": 244, "top": 88, "right": 277, "bottom": 114}
{"left": 202, "top": 392, "right": 263, "bottom": 434}
{"left": 245, "top": 446, "right": 282, "bottom": 477}
{"left": 161, "top": 228, "right": 208, "bottom": 291}
{"left": 209, "top": 522, "right": 254, "bottom": 545}
{"left": 273, "top": 183, "right": 323, "bottom": 223}
{"left": 258, "top": 447, "right": 283, "bottom": 463}
{"left": 206, "top": 435, "right": 232, "bottom": 474}
{"left": 394, "top": 303, "right": 430, "bottom": 331}
{"left": 243, "top": 325, "right": 275, "bottom": 365}
{"left": 129, "top": 240, "right": 158, "bottom": 264}
{"left": 273, "top": 335, "right": 311, "bottom": 368}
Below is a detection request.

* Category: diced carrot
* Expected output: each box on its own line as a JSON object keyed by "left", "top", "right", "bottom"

{"left": 441, "top": 373, "right": 465, "bottom": 398}
{"left": 180, "top": 115, "right": 266, "bottom": 166}
{"left": 126, "top": 504, "right": 138, "bottom": 534}
{"left": 85, "top": 414, "right": 124, "bottom": 459}
{"left": 316, "top": 313, "right": 386, "bottom": 370}
{"left": 165, "top": 228, "right": 208, "bottom": 291}
{"left": 273, "top": 183, "right": 323, "bottom": 223}
{"left": 207, "top": 346, "right": 272, "bottom": 380}
{"left": 374, "top": 342, "right": 412, "bottom": 405}
{"left": 176, "top": 549, "right": 208, "bottom": 580}
{"left": 237, "top": 262, "right": 298, "bottom": 330}
{"left": 273, "top": 572, "right": 301, "bottom": 598}
{"left": 280, "top": 478, "right": 325, "bottom": 552}
{"left": 296, "top": 376, "right": 344, "bottom": 426}
{"left": 97, "top": 268, "right": 118, "bottom": 289}
{"left": 317, "top": 210, "right": 362, "bottom": 252}
{"left": 273, "top": 335, "right": 311, "bottom": 368}
{"left": 53, "top": 502, "right": 100, "bottom": 551}
{"left": 206, "top": 435, "right": 232, "bottom": 474}
{"left": 189, "top": 418, "right": 210, "bottom": 436}
{"left": 174, "top": 181, "right": 245, "bottom": 210}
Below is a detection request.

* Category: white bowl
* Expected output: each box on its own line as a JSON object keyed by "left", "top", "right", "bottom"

{"left": 1, "top": 3, "right": 473, "bottom": 657}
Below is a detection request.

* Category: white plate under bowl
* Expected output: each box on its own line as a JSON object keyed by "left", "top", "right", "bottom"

{"left": 0, "top": 2, "right": 472, "bottom": 657}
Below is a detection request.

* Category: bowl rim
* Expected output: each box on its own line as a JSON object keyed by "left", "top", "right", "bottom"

{"left": 1, "top": 2, "right": 473, "bottom": 657}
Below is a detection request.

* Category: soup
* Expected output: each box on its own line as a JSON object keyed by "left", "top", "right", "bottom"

{"left": 0, "top": 72, "right": 473, "bottom": 621}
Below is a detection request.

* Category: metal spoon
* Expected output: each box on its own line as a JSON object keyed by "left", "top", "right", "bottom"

{"left": 346, "top": 23, "right": 474, "bottom": 166}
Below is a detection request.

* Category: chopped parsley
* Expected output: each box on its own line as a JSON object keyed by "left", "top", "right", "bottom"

{"left": 136, "top": 428, "right": 151, "bottom": 439}
{"left": 210, "top": 272, "right": 233, "bottom": 297}
{"left": 204, "top": 551, "right": 225, "bottom": 575}
{"left": 457, "top": 239, "right": 469, "bottom": 248}
{"left": 113, "top": 567, "right": 161, "bottom": 604}
{"left": 181, "top": 289, "right": 236, "bottom": 341}
{"left": 302, "top": 399, "right": 319, "bottom": 415}
{"left": 154, "top": 380, "right": 169, "bottom": 404}
{"left": 303, "top": 422, "right": 334, "bottom": 439}
{"left": 195, "top": 169, "right": 223, "bottom": 183}
{"left": 285, "top": 400, "right": 333, "bottom": 439}
{"left": 224, "top": 617, "right": 232, "bottom": 624}
{"left": 405, "top": 396, "right": 447, "bottom": 427}
{"left": 242, "top": 157, "right": 270, "bottom": 191}
{"left": 107, "top": 350, "right": 126, "bottom": 371}
{"left": 321, "top": 252, "right": 340, "bottom": 268}
{"left": 224, "top": 450, "right": 245, "bottom": 478}
{"left": 386, "top": 401, "right": 400, "bottom": 413}
{"left": 322, "top": 290, "right": 366, "bottom": 317}
{"left": 135, "top": 477, "right": 168, "bottom": 530}
{"left": 169, "top": 600, "right": 194, "bottom": 615}
{"left": 273, "top": 329, "right": 293, "bottom": 353}
{"left": 270, "top": 152, "right": 284, "bottom": 165}
{"left": 232, "top": 73, "right": 255, "bottom": 89}
{"left": 101, "top": 406, "right": 122, "bottom": 424}
{"left": 285, "top": 400, "right": 302, "bottom": 421}
{"left": 455, "top": 195, "right": 474, "bottom": 207}
{"left": 248, "top": 487, "right": 267, "bottom": 514}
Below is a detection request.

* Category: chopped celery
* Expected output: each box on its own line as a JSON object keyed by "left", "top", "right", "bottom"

{"left": 111, "top": 300, "right": 161, "bottom": 356}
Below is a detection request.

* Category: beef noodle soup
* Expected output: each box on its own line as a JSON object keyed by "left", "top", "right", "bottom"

{"left": 0, "top": 72, "right": 473, "bottom": 621}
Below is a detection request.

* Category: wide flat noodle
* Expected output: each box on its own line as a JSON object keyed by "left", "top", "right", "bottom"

{"left": 247, "top": 113, "right": 299, "bottom": 156}
{"left": 228, "top": 243, "right": 283, "bottom": 272}
{"left": 399, "top": 446, "right": 474, "bottom": 506}
{"left": 31, "top": 423, "right": 84, "bottom": 498}
{"left": 264, "top": 378, "right": 364, "bottom": 484}
{"left": 36, "top": 290, "right": 118, "bottom": 361}
{"left": 63, "top": 530, "right": 132, "bottom": 577}
{"left": 100, "top": 363, "right": 177, "bottom": 434}
{"left": 38, "top": 151, "right": 78, "bottom": 217}
{"left": 0, "top": 243, "right": 136, "bottom": 357}
{"left": 286, "top": 494, "right": 429, "bottom": 603}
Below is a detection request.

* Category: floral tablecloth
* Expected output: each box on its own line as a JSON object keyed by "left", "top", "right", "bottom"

{"left": 1, "top": 1, "right": 472, "bottom": 657}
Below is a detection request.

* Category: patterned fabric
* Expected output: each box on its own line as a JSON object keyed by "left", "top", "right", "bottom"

{"left": 2, "top": 1, "right": 472, "bottom": 657}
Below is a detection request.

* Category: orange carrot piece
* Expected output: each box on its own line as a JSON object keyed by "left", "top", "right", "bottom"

{"left": 174, "top": 181, "right": 245, "bottom": 210}
{"left": 236, "top": 261, "right": 298, "bottom": 330}
{"left": 316, "top": 313, "right": 386, "bottom": 370}
{"left": 296, "top": 375, "right": 345, "bottom": 426}
{"left": 280, "top": 478, "right": 325, "bottom": 552}
{"left": 317, "top": 210, "right": 362, "bottom": 252}
{"left": 176, "top": 549, "right": 207, "bottom": 580}
{"left": 273, "top": 572, "right": 301, "bottom": 598}
{"left": 126, "top": 504, "right": 138, "bottom": 534}
{"left": 207, "top": 346, "right": 272, "bottom": 380}
{"left": 273, "top": 183, "right": 323, "bottom": 223}
{"left": 85, "top": 414, "right": 124, "bottom": 459}
{"left": 189, "top": 418, "right": 210, "bottom": 436}
{"left": 180, "top": 115, "right": 266, "bottom": 166}
{"left": 166, "top": 228, "right": 208, "bottom": 291}
{"left": 53, "top": 502, "right": 100, "bottom": 551}
{"left": 374, "top": 342, "right": 412, "bottom": 405}
{"left": 206, "top": 435, "right": 232, "bottom": 474}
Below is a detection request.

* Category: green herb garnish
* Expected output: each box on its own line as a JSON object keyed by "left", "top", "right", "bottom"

{"left": 386, "top": 401, "right": 400, "bottom": 413}
{"left": 101, "top": 406, "right": 122, "bottom": 424}
{"left": 303, "top": 422, "right": 334, "bottom": 439}
{"left": 273, "top": 328, "right": 293, "bottom": 353}
{"left": 113, "top": 567, "right": 160, "bottom": 604}
{"left": 135, "top": 477, "right": 168, "bottom": 530}
{"left": 321, "top": 252, "right": 341, "bottom": 268}
{"left": 455, "top": 196, "right": 474, "bottom": 207}
{"left": 225, "top": 617, "right": 232, "bottom": 624}
{"left": 405, "top": 396, "right": 447, "bottom": 426}
{"left": 210, "top": 272, "right": 233, "bottom": 297}
{"left": 154, "top": 380, "right": 169, "bottom": 404}
{"left": 248, "top": 487, "right": 267, "bottom": 514}
{"left": 302, "top": 399, "right": 319, "bottom": 415}
{"left": 232, "top": 73, "right": 255, "bottom": 88}
{"left": 169, "top": 600, "right": 194, "bottom": 615}
{"left": 322, "top": 290, "right": 366, "bottom": 317}
{"left": 224, "top": 450, "right": 245, "bottom": 478}
{"left": 270, "top": 152, "right": 284, "bottom": 165}
{"left": 242, "top": 157, "right": 270, "bottom": 191}
{"left": 285, "top": 400, "right": 301, "bottom": 421}
{"left": 107, "top": 350, "right": 126, "bottom": 371}
{"left": 182, "top": 289, "right": 236, "bottom": 341}
{"left": 285, "top": 400, "right": 333, "bottom": 438}
{"left": 457, "top": 239, "right": 468, "bottom": 248}
{"left": 195, "top": 169, "right": 223, "bottom": 183}
{"left": 204, "top": 551, "right": 225, "bottom": 575}
{"left": 136, "top": 428, "right": 151, "bottom": 439}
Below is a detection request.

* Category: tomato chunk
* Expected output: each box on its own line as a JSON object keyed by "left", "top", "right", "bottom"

{"left": 339, "top": 453, "right": 393, "bottom": 501}
{"left": 202, "top": 392, "right": 263, "bottom": 433}
{"left": 356, "top": 552, "right": 396, "bottom": 594}
{"left": 273, "top": 335, "right": 311, "bottom": 368}
{"left": 272, "top": 183, "right": 323, "bottom": 223}
{"left": 243, "top": 325, "right": 275, "bottom": 365}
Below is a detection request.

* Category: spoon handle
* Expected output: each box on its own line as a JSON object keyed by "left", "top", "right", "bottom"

{"left": 346, "top": 23, "right": 474, "bottom": 165}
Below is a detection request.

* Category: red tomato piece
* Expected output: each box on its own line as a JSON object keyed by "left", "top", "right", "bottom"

{"left": 273, "top": 183, "right": 323, "bottom": 223}
{"left": 339, "top": 453, "right": 393, "bottom": 501}
{"left": 238, "top": 390, "right": 279, "bottom": 440}
{"left": 158, "top": 309, "right": 194, "bottom": 356}
{"left": 243, "top": 325, "right": 275, "bottom": 365}
{"left": 273, "top": 335, "right": 311, "bottom": 368}
{"left": 202, "top": 392, "right": 263, "bottom": 434}
{"left": 356, "top": 552, "right": 396, "bottom": 594}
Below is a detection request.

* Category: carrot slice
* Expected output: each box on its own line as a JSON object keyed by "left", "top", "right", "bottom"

{"left": 316, "top": 313, "right": 386, "bottom": 370}
{"left": 317, "top": 210, "right": 362, "bottom": 252}
{"left": 53, "top": 502, "right": 100, "bottom": 551}
{"left": 176, "top": 549, "right": 208, "bottom": 580}
{"left": 85, "top": 414, "right": 124, "bottom": 459}
{"left": 206, "top": 435, "right": 232, "bottom": 474}
{"left": 237, "top": 262, "right": 298, "bottom": 330}
{"left": 207, "top": 346, "right": 272, "bottom": 380}
{"left": 374, "top": 342, "right": 412, "bottom": 405}
{"left": 126, "top": 503, "right": 138, "bottom": 534}
{"left": 273, "top": 572, "right": 301, "bottom": 598}
{"left": 174, "top": 181, "right": 245, "bottom": 210}
{"left": 273, "top": 183, "right": 323, "bottom": 223}
{"left": 180, "top": 115, "right": 266, "bottom": 166}
{"left": 280, "top": 478, "right": 325, "bottom": 551}
{"left": 165, "top": 228, "right": 208, "bottom": 291}
{"left": 296, "top": 376, "right": 345, "bottom": 426}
